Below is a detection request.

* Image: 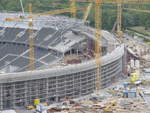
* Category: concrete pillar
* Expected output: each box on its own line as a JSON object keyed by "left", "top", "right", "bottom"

{"left": 79, "top": 75, "right": 81, "bottom": 97}
{"left": 35, "top": 80, "right": 38, "bottom": 98}
{"left": 12, "top": 83, "right": 16, "bottom": 108}
{"left": 77, "top": 49, "right": 78, "bottom": 56}
{"left": 46, "top": 79, "right": 49, "bottom": 103}
{"left": 0, "top": 84, "right": 3, "bottom": 110}
{"left": 24, "top": 82, "right": 28, "bottom": 106}
{"left": 73, "top": 75, "right": 75, "bottom": 98}
{"left": 55, "top": 77, "right": 58, "bottom": 102}
{"left": 122, "top": 45, "right": 127, "bottom": 73}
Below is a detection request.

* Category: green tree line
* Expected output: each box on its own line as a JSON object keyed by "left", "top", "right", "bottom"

{"left": 0, "top": 0, "right": 150, "bottom": 31}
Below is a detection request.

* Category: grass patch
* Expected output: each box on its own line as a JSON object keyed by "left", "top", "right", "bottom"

{"left": 127, "top": 26, "right": 150, "bottom": 36}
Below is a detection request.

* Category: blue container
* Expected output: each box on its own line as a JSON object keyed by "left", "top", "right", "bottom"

{"left": 123, "top": 90, "right": 136, "bottom": 98}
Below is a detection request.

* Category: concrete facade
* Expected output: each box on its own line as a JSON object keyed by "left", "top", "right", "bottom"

{"left": 0, "top": 45, "right": 124, "bottom": 109}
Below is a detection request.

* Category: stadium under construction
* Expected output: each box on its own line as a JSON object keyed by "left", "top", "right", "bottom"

{"left": 0, "top": 12, "right": 126, "bottom": 109}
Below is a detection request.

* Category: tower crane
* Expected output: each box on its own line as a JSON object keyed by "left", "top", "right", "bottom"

{"left": 5, "top": 1, "right": 93, "bottom": 71}
{"left": 117, "top": 4, "right": 123, "bottom": 38}
{"left": 123, "top": 8, "right": 150, "bottom": 13}
{"left": 5, "top": 0, "right": 77, "bottom": 71}
{"left": 4, "top": 0, "right": 150, "bottom": 86}
{"left": 75, "top": 0, "right": 150, "bottom": 93}
{"left": 94, "top": 0, "right": 102, "bottom": 91}
{"left": 28, "top": 3, "right": 35, "bottom": 70}
{"left": 116, "top": 5, "right": 150, "bottom": 39}
{"left": 70, "top": 0, "right": 77, "bottom": 18}
{"left": 83, "top": 3, "right": 93, "bottom": 23}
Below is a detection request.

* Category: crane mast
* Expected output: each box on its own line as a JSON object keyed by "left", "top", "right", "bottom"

{"left": 4, "top": 0, "right": 150, "bottom": 84}
{"left": 83, "top": 3, "right": 93, "bottom": 23}
{"left": 95, "top": 0, "right": 102, "bottom": 91}
{"left": 123, "top": 7, "right": 150, "bottom": 13}
{"left": 117, "top": 4, "right": 122, "bottom": 37}
{"left": 28, "top": 3, "right": 35, "bottom": 71}
{"left": 70, "top": 0, "right": 77, "bottom": 18}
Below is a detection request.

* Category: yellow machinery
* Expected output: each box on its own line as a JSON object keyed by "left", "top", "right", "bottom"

{"left": 130, "top": 73, "right": 140, "bottom": 83}
{"left": 76, "top": 0, "right": 150, "bottom": 92}
{"left": 34, "top": 99, "right": 40, "bottom": 105}
{"left": 26, "top": 99, "right": 40, "bottom": 110}
{"left": 146, "top": 42, "right": 150, "bottom": 46}
{"left": 26, "top": 105, "right": 35, "bottom": 110}
{"left": 26, "top": 99, "right": 48, "bottom": 110}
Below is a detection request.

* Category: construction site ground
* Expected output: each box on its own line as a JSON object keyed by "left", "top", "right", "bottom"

{"left": 2, "top": 33, "right": 150, "bottom": 113}
{"left": 7, "top": 70, "right": 149, "bottom": 113}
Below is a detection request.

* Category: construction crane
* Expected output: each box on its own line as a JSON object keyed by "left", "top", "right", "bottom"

{"left": 123, "top": 8, "right": 150, "bottom": 13}
{"left": 116, "top": 5, "right": 150, "bottom": 38}
{"left": 83, "top": 3, "right": 93, "bottom": 23}
{"left": 70, "top": 0, "right": 77, "bottom": 18}
{"left": 5, "top": 0, "right": 92, "bottom": 22}
{"left": 4, "top": 0, "right": 150, "bottom": 84}
{"left": 75, "top": 0, "right": 150, "bottom": 93}
{"left": 5, "top": 0, "right": 76, "bottom": 70}
{"left": 117, "top": 4, "right": 123, "bottom": 38}
{"left": 5, "top": 1, "right": 94, "bottom": 22}
{"left": 75, "top": 0, "right": 102, "bottom": 91}
{"left": 5, "top": 1, "right": 93, "bottom": 71}
{"left": 5, "top": 1, "right": 77, "bottom": 71}
{"left": 94, "top": 0, "right": 102, "bottom": 91}
{"left": 75, "top": 0, "right": 150, "bottom": 4}
{"left": 28, "top": 3, "right": 35, "bottom": 70}
{"left": 122, "top": 7, "right": 150, "bottom": 34}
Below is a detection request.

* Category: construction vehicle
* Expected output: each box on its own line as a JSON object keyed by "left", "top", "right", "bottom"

{"left": 26, "top": 99, "right": 40, "bottom": 110}
{"left": 130, "top": 72, "right": 140, "bottom": 83}
{"left": 26, "top": 105, "right": 35, "bottom": 110}
{"left": 26, "top": 99, "right": 48, "bottom": 110}
{"left": 103, "top": 107, "right": 113, "bottom": 113}
{"left": 4, "top": 0, "right": 150, "bottom": 92}
{"left": 75, "top": 0, "right": 150, "bottom": 93}
{"left": 146, "top": 42, "right": 150, "bottom": 46}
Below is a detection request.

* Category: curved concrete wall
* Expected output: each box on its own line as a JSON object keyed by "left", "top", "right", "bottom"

{"left": 0, "top": 45, "right": 124, "bottom": 109}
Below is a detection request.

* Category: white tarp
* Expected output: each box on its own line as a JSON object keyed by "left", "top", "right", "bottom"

{"left": 135, "top": 60, "right": 140, "bottom": 68}
{"left": 130, "top": 59, "right": 135, "bottom": 68}
{"left": 1, "top": 110, "right": 16, "bottom": 113}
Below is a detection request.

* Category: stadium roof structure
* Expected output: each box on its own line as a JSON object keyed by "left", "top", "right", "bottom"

{"left": 0, "top": 12, "right": 119, "bottom": 73}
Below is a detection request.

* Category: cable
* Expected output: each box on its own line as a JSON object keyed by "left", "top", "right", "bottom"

{"left": 19, "top": 0, "right": 25, "bottom": 15}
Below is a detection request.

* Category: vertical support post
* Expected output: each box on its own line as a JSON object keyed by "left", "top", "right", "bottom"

{"left": 117, "top": 4, "right": 123, "bottom": 37}
{"left": 24, "top": 82, "right": 28, "bottom": 106}
{"left": 19, "top": 0, "right": 25, "bottom": 15}
{"left": 46, "top": 79, "right": 49, "bottom": 103}
{"left": 0, "top": 84, "right": 3, "bottom": 110}
{"left": 56, "top": 77, "right": 58, "bottom": 102}
{"left": 12, "top": 83, "right": 16, "bottom": 108}
{"left": 70, "top": 0, "right": 76, "bottom": 18}
{"left": 28, "top": 3, "right": 35, "bottom": 71}
{"left": 95, "top": 0, "right": 102, "bottom": 92}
